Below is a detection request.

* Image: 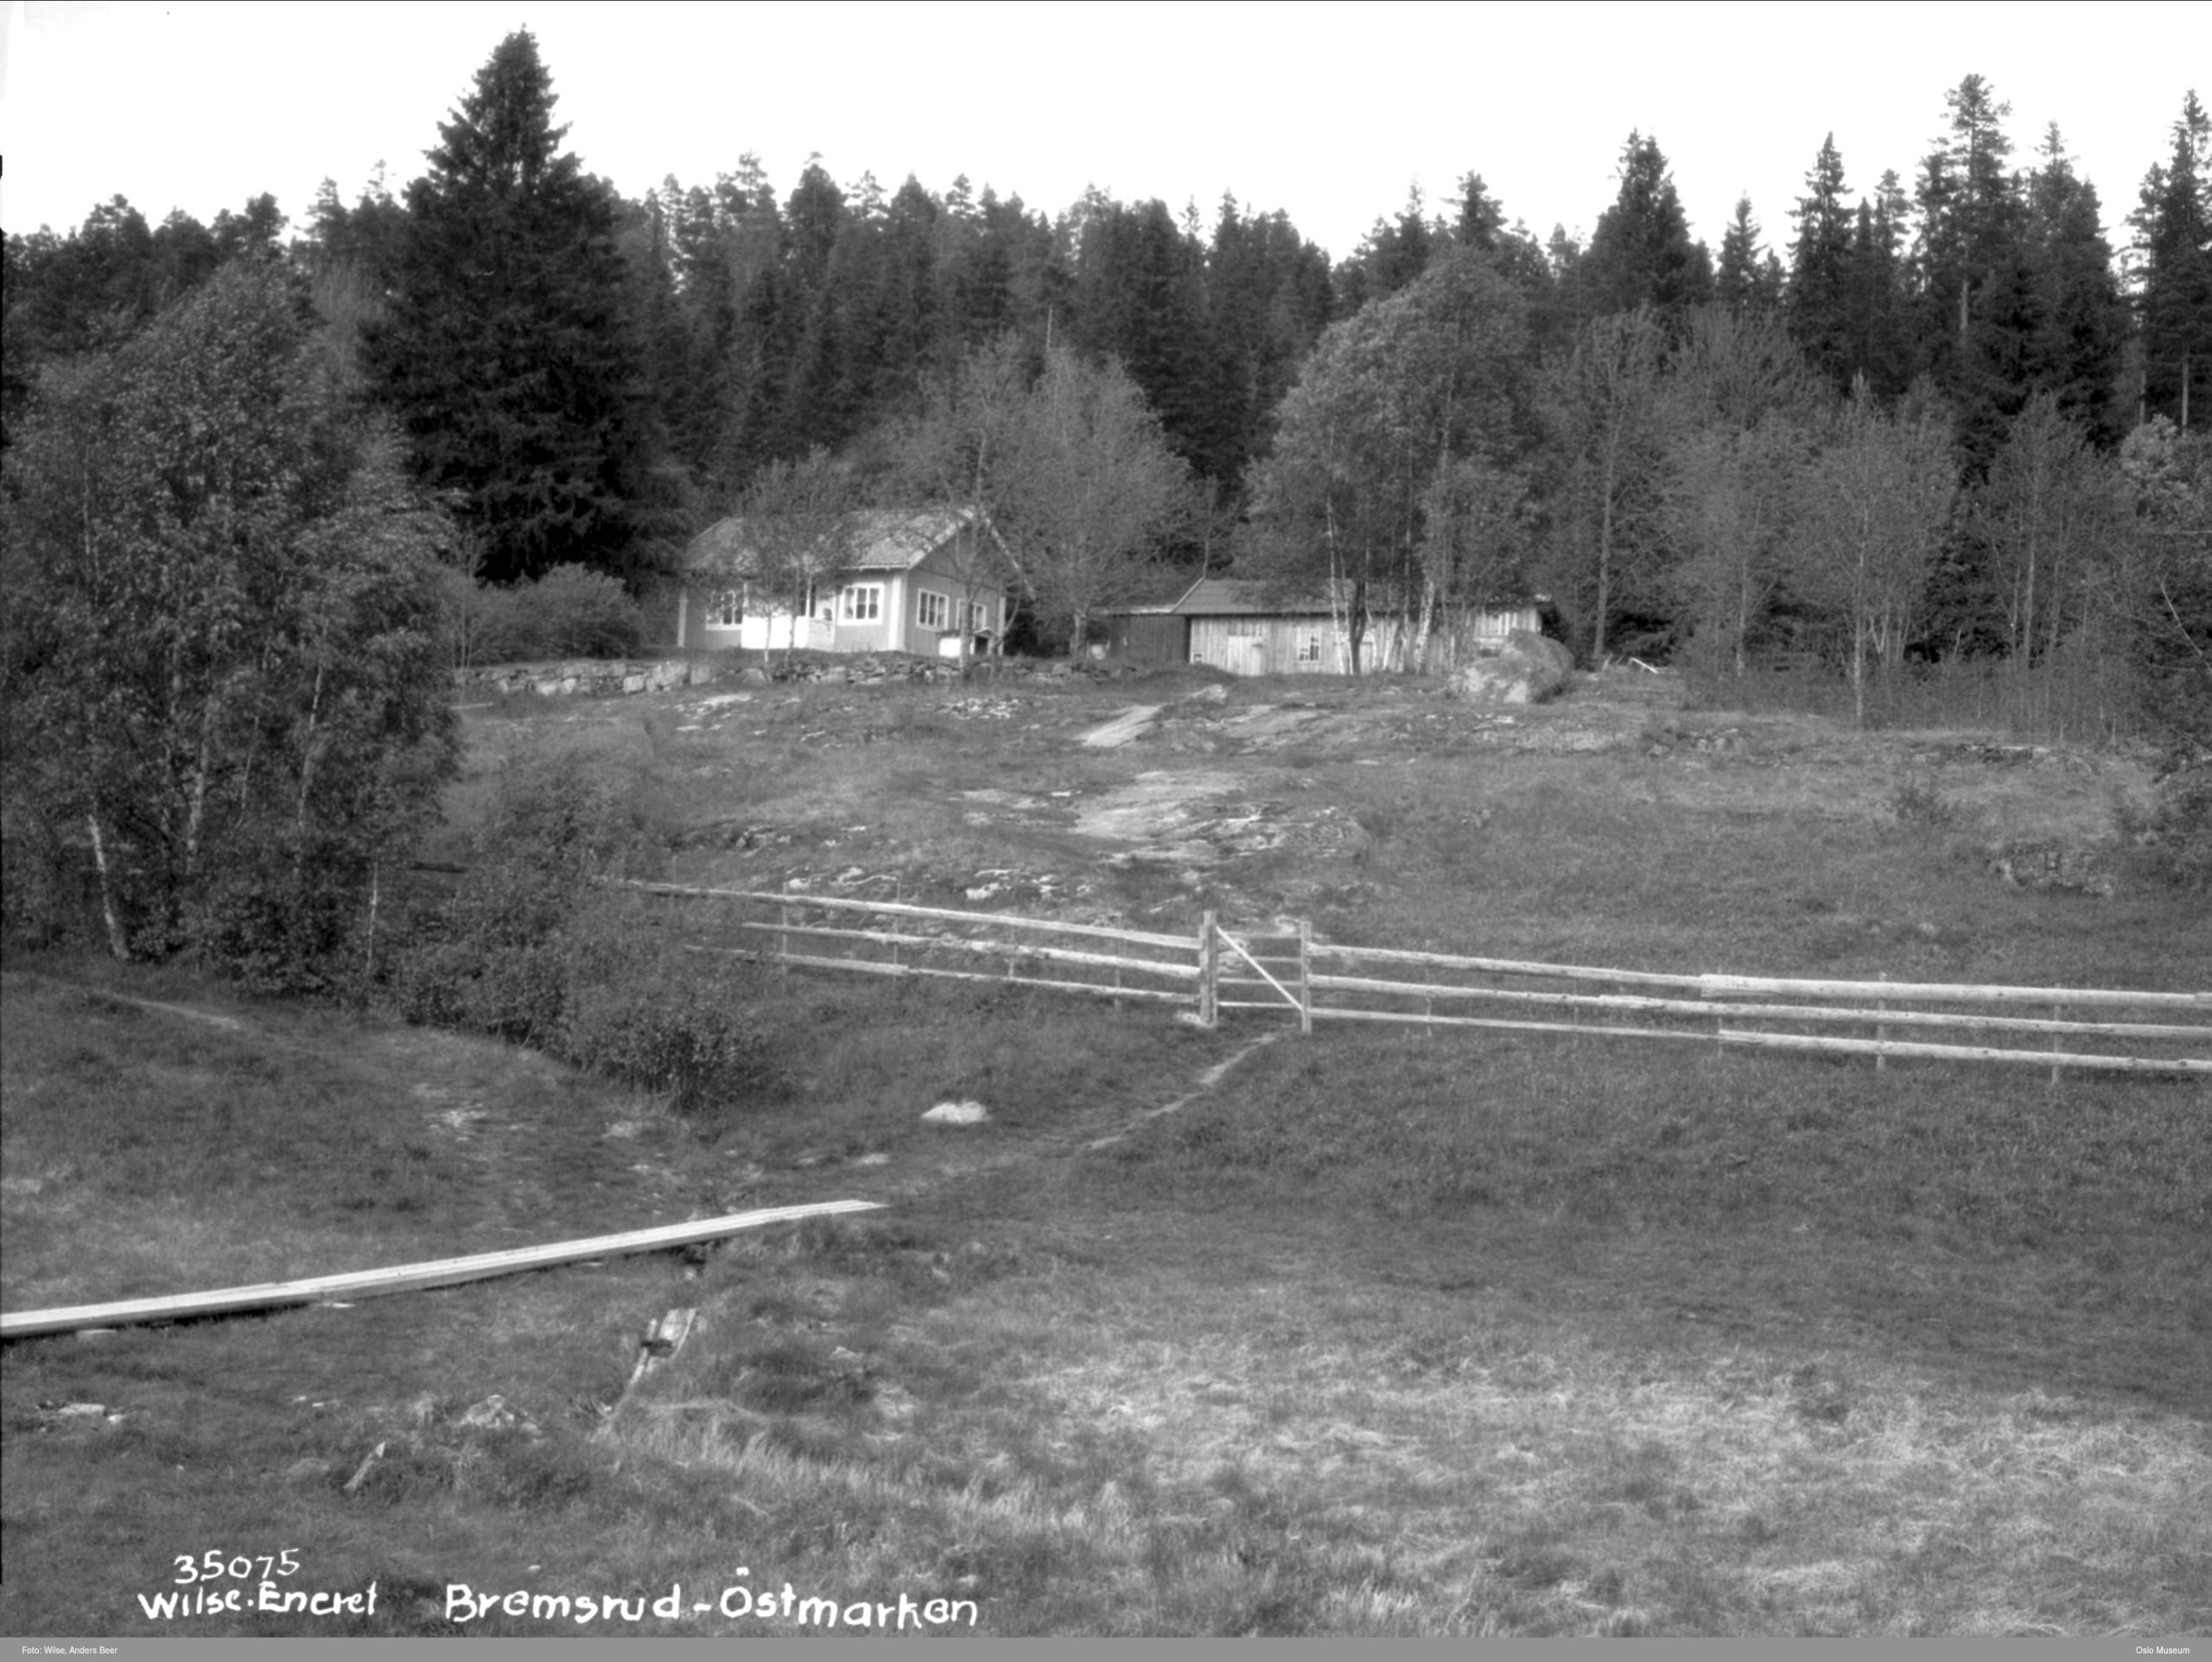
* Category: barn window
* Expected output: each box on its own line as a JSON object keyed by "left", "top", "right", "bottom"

{"left": 839, "top": 583, "right": 882, "bottom": 622}
{"left": 1226, "top": 619, "right": 1263, "bottom": 638}
{"left": 1297, "top": 630, "right": 1323, "bottom": 664}
{"left": 917, "top": 589, "right": 950, "bottom": 630}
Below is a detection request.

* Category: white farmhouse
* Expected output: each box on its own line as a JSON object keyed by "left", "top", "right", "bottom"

{"left": 677, "top": 507, "right": 1007, "bottom": 659}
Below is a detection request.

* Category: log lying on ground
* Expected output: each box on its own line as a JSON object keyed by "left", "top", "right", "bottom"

{"left": 0, "top": 1201, "right": 884, "bottom": 1340}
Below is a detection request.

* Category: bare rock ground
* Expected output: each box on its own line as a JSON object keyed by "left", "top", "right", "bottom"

{"left": 588, "top": 665, "right": 2158, "bottom": 924}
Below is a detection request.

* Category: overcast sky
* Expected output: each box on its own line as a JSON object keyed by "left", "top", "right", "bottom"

{"left": 1, "top": 0, "right": 2197, "bottom": 267}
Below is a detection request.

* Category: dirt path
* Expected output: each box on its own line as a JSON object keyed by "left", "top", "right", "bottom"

{"left": 3, "top": 972, "right": 250, "bottom": 1033}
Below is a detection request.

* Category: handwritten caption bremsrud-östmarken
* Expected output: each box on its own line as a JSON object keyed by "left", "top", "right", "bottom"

{"left": 126, "top": 1548, "right": 978, "bottom": 1631}
{"left": 445, "top": 1570, "right": 980, "bottom": 1630}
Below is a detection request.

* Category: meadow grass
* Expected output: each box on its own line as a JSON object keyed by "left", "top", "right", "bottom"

{"left": 3, "top": 666, "right": 2206, "bottom": 1636}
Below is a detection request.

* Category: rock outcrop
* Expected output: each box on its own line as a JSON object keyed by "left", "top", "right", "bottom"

{"left": 1447, "top": 630, "right": 1573, "bottom": 704}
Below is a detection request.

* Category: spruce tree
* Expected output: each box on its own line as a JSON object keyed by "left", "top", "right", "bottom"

{"left": 1787, "top": 135, "right": 1855, "bottom": 389}
{"left": 1715, "top": 195, "right": 1779, "bottom": 315}
{"left": 1913, "top": 74, "right": 2021, "bottom": 392}
{"left": 1584, "top": 132, "right": 1710, "bottom": 323}
{"left": 1451, "top": 173, "right": 1505, "bottom": 252}
{"left": 366, "top": 29, "right": 653, "bottom": 584}
{"left": 2130, "top": 91, "right": 2212, "bottom": 428}
{"left": 2022, "top": 125, "right": 2124, "bottom": 443}
{"left": 1841, "top": 172, "right": 1915, "bottom": 399}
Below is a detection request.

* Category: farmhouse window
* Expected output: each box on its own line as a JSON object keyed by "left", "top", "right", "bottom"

{"left": 917, "top": 589, "right": 950, "bottom": 630}
{"left": 839, "top": 583, "right": 882, "bottom": 622}
{"left": 966, "top": 599, "right": 994, "bottom": 632}
{"left": 1297, "top": 630, "right": 1323, "bottom": 664}
{"left": 706, "top": 588, "right": 743, "bottom": 628}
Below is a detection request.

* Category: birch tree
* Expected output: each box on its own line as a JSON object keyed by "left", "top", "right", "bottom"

{"left": 1248, "top": 244, "right": 1537, "bottom": 672}
{"left": 723, "top": 447, "right": 860, "bottom": 667}
{"left": 1546, "top": 307, "right": 1669, "bottom": 663}
{"left": 1974, "top": 392, "right": 2129, "bottom": 686}
{"left": 1666, "top": 411, "right": 1807, "bottom": 679}
{"left": 901, "top": 337, "right": 1184, "bottom": 657}
{"left": 1, "top": 260, "right": 458, "bottom": 981}
{"left": 1662, "top": 308, "right": 1824, "bottom": 680}
{"left": 1796, "top": 383, "right": 1958, "bottom": 725}
{"left": 998, "top": 346, "right": 1187, "bottom": 653}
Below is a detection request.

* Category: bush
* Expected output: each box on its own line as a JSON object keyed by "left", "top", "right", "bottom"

{"left": 560, "top": 931, "right": 772, "bottom": 1115}
{"left": 391, "top": 747, "right": 771, "bottom": 1113}
{"left": 391, "top": 746, "right": 642, "bottom": 1041}
{"left": 524, "top": 564, "right": 645, "bottom": 658}
{"left": 448, "top": 565, "right": 645, "bottom": 665}
{"left": 1890, "top": 778, "right": 1968, "bottom": 832}
{"left": 2115, "top": 759, "right": 2212, "bottom": 893}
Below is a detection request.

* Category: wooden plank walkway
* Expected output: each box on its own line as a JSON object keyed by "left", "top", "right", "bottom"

{"left": 0, "top": 1200, "right": 885, "bottom": 1340}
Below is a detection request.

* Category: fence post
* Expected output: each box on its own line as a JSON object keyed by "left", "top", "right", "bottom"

{"left": 777, "top": 897, "right": 791, "bottom": 975}
{"left": 1297, "top": 918, "right": 1313, "bottom": 1036}
{"left": 1876, "top": 972, "right": 1888, "bottom": 1074}
{"left": 1198, "top": 909, "right": 1218, "bottom": 1028}
{"left": 2050, "top": 995, "right": 2062, "bottom": 1087}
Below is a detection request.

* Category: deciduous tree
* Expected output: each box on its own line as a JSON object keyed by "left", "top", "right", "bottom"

{"left": 1249, "top": 245, "right": 1539, "bottom": 671}
{"left": 2, "top": 261, "right": 459, "bottom": 983}
{"left": 722, "top": 447, "right": 861, "bottom": 666}
{"left": 1544, "top": 306, "right": 1670, "bottom": 662}
{"left": 995, "top": 346, "right": 1189, "bottom": 652}
{"left": 1974, "top": 393, "right": 2126, "bottom": 679}
{"left": 1796, "top": 382, "right": 1958, "bottom": 725}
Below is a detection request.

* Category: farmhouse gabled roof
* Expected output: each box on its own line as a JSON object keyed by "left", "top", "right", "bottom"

{"left": 683, "top": 506, "right": 980, "bottom": 576}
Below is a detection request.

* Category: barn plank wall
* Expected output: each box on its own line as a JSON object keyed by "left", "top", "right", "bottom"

{"left": 1185, "top": 607, "right": 1541, "bottom": 676}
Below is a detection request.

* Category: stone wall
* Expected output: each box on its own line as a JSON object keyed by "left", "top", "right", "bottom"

{"left": 453, "top": 652, "right": 1148, "bottom": 698}
{"left": 452, "top": 659, "right": 721, "bottom": 698}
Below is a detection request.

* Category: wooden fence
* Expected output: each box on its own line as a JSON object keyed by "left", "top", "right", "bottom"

{"left": 621, "top": 883, "right": 2212, "bottom": 1080}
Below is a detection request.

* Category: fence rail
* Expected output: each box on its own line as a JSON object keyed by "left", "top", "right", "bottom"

{"left": 617, "top": 882, "right": 2211, "bottom": 1080}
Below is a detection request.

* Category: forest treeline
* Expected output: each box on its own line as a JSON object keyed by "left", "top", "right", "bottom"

{"left": 3, "top": 31, "right": 2208, "bottom": 714}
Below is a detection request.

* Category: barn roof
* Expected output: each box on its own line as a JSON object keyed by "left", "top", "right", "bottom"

{"left": 1109, "top": 577, "right": 1549, "bottom": 618}
{"left": 683, "top": 507, "right": 980, "bottom": 576}
{"left": 1167, "top": 578, "right": 1325, "bottom": 616}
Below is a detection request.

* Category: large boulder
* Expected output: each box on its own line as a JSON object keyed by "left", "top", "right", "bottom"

{"left": 1447, "top": 630, "right": 1573, "bottom": 704}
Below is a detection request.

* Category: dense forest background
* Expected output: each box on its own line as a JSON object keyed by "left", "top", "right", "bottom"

{"left": 4, "top": 30, "right": 2207, "bottom": 748}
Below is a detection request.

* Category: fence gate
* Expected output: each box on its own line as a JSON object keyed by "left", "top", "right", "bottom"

{"left": 1207, "top": 915, "right": 1313, "bottom": 1035}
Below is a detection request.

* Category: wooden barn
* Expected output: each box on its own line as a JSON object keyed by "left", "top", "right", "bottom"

{"left": 1104, "top": 579, "right": 1544, "bottom": 676}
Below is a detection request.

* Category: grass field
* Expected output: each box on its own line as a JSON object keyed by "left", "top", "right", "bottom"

{"left": 3, "top": 664, "right": 2206, "bottom": 1637}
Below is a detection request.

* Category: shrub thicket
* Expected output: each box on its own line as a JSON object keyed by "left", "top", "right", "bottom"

{"left": 447, "top": 564, "right": 645, "bottom": 667}
{"left": 2115, "top": 761, "right": 2212, "bottom": 895}
{"left": 392, "top": 747, "right": 771, "bottom": 1113}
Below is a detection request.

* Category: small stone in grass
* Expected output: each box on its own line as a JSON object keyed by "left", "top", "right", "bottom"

{"left": 922, "top": 1100, "right": 989, "bottom": 1125}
